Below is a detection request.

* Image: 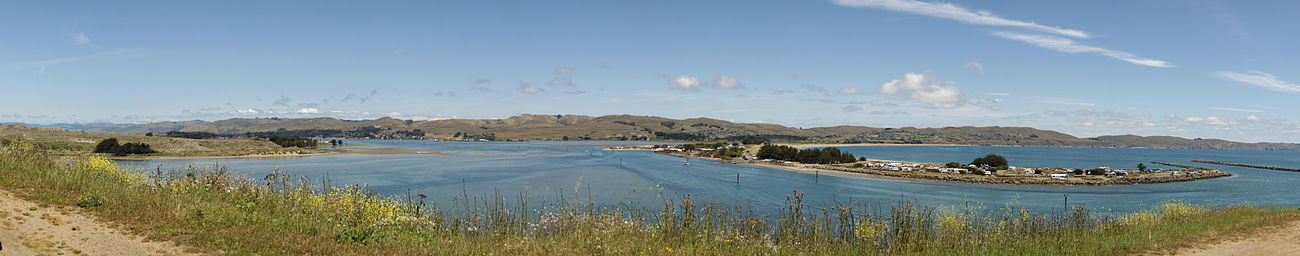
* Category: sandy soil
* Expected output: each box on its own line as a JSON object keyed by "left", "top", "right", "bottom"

{"left": 0, "top": 190, "right": 194, "bottom": 256}
{"left": 1172, "top": 220, "right": 1300, "bottom": 256}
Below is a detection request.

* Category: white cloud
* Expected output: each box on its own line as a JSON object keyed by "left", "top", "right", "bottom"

{"left": 296, "top": 108, "right": 319, "bottom": 113}
{"left": 1209, "top": 107, "right": 1264, "bottom": 113}
{"left": 236, "top": 109, "right": 259, "bottom": 114}
{"left": 840, "top": 88, "right": 863, "bottom": 95}
{"left": 1184, "top": 116, "right": 1237, "bottom": 126}
{"left": 879, "top": 72, "right": 965, "bottom": 109}
{"left": 1246, "top": 115, "right": 1263, "bottom": 121}
{"left": 547, "top": 77, "right": 573, "bottom": 86}
{"left": 1212, "top": 71, "right": 1300, "bottom": 93}
{"left": 832, "top": 0, "right": 1089, "bottom": 38}
{"left": 70, "top": 32, "right": 91, "bottom": 45}
{"left": 991, "top": 31, "right": 1173, "bottom": 68}
{"left": 668, "top": 75, "right": 701, "bottom": 91}
{"left": 963, "top": 60, "right": 986, "bottom": 76}
{"left": 711, "top": 75, "right": 744, "bottom": 89}
{"left": 518, "top": 82, "right": 544, "bottom": 95}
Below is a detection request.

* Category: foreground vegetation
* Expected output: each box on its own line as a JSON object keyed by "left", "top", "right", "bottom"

{"left": 1, "top": 143, "right": 1298, "bottom": 255}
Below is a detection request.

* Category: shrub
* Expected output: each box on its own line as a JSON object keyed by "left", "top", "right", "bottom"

{"left": 76, "top": 195, "right": 104, "bottom": 208}
{"left": 335, "top": 226, "right": 377, "bottom": 245}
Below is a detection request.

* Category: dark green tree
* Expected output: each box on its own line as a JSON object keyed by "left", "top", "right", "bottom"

{"left": 969, "top": 154, "right": 1009, "bottom": 170}
{"left": 93, "top": 138, "right": 120, "bottom": 153}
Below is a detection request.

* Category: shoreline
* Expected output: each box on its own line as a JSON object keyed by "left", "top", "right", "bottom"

{"left": 659, "top": 152, "right": 1231, "bottom": 186}
{"left": 780, "top": 143, "right": 965, "bottom": 149}
{"left": 109, "top": 147, "right": 450, "bottom": 160}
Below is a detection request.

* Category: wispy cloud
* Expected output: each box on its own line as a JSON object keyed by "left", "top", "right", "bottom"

{"left": 1031, "top": 97, "right": 1094, "bottom": 107}
{"left": 800, "top": 84, "right": 830, "bottom": 96}
{"left": 296, "top": 108, "right": 319, "bottom": 114}
{"left": 963, "top": 60, "right": 986, "bottom": 76}
{"left": 991, "top": 31, "right": 1173, "bottom": 68}
{"left": 832, "top": 0, "right": 1089, "bottom": 38}
{"left": 518, "top": 81, "right": 544, "bottom": 95}
{"left": 1212, "top": 71, "right": 1300, "bottom": 93}
{"left": 0, "top": 49, "right": 142, "bottom": 73}
{"left": 546, "top": 77, "right": 573, "bottom": 86}
{"left": 711, "top": 75, "right": 745, "bottom": 89}
{"left": 554, "top": 66, "right": 575, "bottom": 75}
{"left": 1210, "top": 107, "right": 1264, "bottom": 113}
{"left": 272, "top": 96, "right": 292, "bottom": 107}
{"left": 70, "top": 32, "right": 91, "bottom": 45}
{"left": 341, "top": 89, "right": 379, "bottom": 103}
{"left": 468, "top": 79, "right": 492, "bottom": 85}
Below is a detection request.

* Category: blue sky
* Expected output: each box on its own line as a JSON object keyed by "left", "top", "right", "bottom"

{"left": 3, "top": 0, "right": 1299, "bottom": 142}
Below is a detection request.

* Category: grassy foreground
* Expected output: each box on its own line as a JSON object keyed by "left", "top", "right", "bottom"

{"left": 1, "top": 143, "right": 1298, "bottom": 255}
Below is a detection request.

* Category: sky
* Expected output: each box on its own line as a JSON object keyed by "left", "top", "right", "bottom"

{"left": 2, "top": 0, "right": 1299, "bottom": 142}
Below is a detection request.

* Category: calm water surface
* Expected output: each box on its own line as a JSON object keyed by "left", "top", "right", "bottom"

{"left": 115, "top": 140, "right": 1300, "bottom": 215}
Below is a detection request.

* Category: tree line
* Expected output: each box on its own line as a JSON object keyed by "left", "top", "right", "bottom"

{"left": 756, "top": 145, "right": 858, "bottom": 164}
{"left": 266, "top": 135, "right": 317, "bottom": 148}
{"left": 93, "top": 138, "right": 158, "bottom": 156}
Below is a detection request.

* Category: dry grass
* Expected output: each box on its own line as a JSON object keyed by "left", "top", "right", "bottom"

{"left": 0, "top": 124, "right": 314, "bottom": 157}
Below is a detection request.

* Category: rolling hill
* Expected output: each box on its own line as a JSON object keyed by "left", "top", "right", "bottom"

{"left": 65, "top": 114, "right": 1300, "bottom": 151}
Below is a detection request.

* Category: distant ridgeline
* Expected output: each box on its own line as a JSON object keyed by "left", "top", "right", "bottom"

{"left": 54, "top": 114, "right": 1300, "bottom": 150}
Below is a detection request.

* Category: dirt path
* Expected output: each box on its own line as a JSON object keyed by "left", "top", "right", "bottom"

{"left": 1174, "top": 220, "right": 1300, "bottom": 256}
{"left": 0, "top": 190, "right": 194, "bottom": 256}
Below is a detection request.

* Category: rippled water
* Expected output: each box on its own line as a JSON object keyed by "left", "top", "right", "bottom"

{"left": 115, "top": 140, "right": 1300, "bottom": 215}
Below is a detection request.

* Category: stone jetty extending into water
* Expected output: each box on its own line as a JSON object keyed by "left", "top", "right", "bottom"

{"left": 1192, "top": 160, "right": 1300, "bottom": 172}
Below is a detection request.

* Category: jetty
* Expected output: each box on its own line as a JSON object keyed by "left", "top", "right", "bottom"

{"left": 1192, "top": 160, "right": 1300, "bottom": 172}
{"left": 1150, "top": 161, "right": 1209, "bottom": 170}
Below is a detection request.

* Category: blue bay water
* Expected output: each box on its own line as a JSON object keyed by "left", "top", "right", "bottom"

{"left": 114, "top": 140, "right": 1300, "bottom": 216}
